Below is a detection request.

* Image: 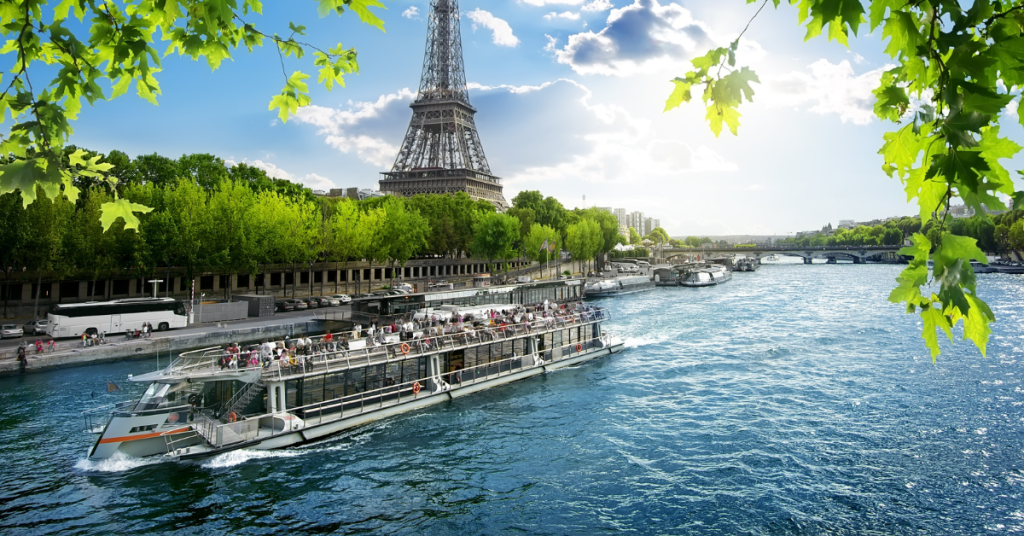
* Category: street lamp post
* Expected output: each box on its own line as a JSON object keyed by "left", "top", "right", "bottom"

{"left": 147, "top": 279, "right": 163, "bottom": 298}
{"left": 199, "top": 293, "right": 205, "bottom": 325}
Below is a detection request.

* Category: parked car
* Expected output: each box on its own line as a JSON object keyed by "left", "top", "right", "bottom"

{"left": 279, "top": 298, "right": 307, "bottom": 311}
{"left": 1, "top": 324, "right": 23, "bottom": 338}
{"left": 393, "top": 283, "right": 414, "bottom": 293}
{"left": 275, "top": 300, "right": 296, "bottom": 313}
{"left": 311, "top": 296, "right": 334, "bottom": 307}
{"left": 298, "top": 297, "right": 319, "bottom": 309}
{"left": 23, "top": 319, "right": 48, "bottom": 335}
{"left": 330, "top": 294, "right": 352, "bottom": 304}
{"left": 318, "top": 296, "right": 341, "bottom": 307}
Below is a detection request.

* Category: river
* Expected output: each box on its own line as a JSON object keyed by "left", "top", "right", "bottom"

{"left": 2, "top": 264, "right": 1023, "bottom": 534}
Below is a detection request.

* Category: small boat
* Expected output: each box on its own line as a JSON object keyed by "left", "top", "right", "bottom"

{"left": 733, "top": 257, "right": 759, "bottom": 272}
{"left": 584, "top": 275, "right": 654, "bottom": 298}
{"left": 678, "top": 265, "right": 732, "bottom": 287}
{"left": 653, "top": 264, "right": 732, "bottom": 287}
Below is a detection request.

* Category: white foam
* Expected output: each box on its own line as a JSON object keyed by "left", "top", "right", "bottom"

{"left": 200, "top": 448, "right": 301, "bottom": 469}
{"left": 74, "top": 449, "right": 165, "bottom": 473}
{"left": 624, "top": 334, "right": 669, "bottom": 349}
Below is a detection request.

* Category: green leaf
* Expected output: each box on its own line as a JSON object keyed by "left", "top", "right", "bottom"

{"left": 921, "top": 301, "right": 951, "bottom": 361}
{"left": 963, "top": 294, "right": 994, "bottom": 357}
{"left": 99, "top": 197, "right": 154, "bottom": 231}
{"left": 0, "top": 158, "right": 63, "bottom": 206}
{"left": 345, "top": 0, "right": 387, "bottom": 31}
{"left": 705, "top": 103, "right": 741, "bottom": 137}
{"left": 664, "top": 78, "right": 693, "bottom": 112}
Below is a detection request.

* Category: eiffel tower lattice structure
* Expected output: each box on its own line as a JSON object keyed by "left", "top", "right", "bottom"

{"left": 379, "top": 0, "right": 509, "bottom": 210}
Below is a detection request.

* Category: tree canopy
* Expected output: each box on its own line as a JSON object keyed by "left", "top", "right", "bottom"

{"left": 665, "top": 0, "right": 1024, "bottom": 360}
{"left": 0, "top": 0, "right": 384, "bottom": 231}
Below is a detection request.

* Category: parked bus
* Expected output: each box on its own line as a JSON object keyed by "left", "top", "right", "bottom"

{"left": 47, "top": 298, "right": 188, "bottom": 338}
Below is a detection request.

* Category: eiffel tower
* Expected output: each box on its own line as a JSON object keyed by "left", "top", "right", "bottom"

{"left": 379, "top": 0, "right": 508, "bottom": 210}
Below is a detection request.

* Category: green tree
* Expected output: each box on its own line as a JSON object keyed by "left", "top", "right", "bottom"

{"left": 23, "top": 188, "right": 74, "bottom": 318}
{"left": 524, "top": 223, "right": 561, "bottom": 278}
{"left": 178, "top": 154, "right": 230, "bottom": 191}
{"left": 378, "top": 197, "right": 430, "bottom": 287}
{"left": 629, "top": 227, "right": 642, "bottom": 246}
{"left": 566, "top": 219, "right": 602, "bottom": 275}
{"left": 327, "top": 199, "right": 371, "bottom": 294}
{"left": 665, "top": 0, "right": 1024, "bottom": 359}
{"left": 207, "top": 180, "right": 257, "bottom": 299}
{"left": 471, "top": 212, "right": 521, "bottom": 278}
{"left": 164, "top": 178, "right": 210, "bottom": 300}
{"left": 0, "top": 191, "right": 26, "bottom": 318}
{"left": 0, "top": 0, "right": 383, "bottom": 230}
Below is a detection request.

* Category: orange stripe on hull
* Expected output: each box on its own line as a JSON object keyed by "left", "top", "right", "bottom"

{"left": 98, "top": 427, "right": 191, "bottom": 444}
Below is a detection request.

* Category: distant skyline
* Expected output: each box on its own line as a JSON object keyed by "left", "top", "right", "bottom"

{"left": 69, "top": 1, "right": 1023, "bottom": 236}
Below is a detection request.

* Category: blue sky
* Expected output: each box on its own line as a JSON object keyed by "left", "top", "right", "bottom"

{"left": 70, "top": 0, "right": 1024, "bottom": 236}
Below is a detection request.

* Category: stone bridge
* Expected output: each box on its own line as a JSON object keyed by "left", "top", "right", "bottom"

{"left": 661, "top": 245, "right": 904, "bottom": 264}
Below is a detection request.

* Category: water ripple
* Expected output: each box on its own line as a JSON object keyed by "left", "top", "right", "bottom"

{"left": 1, "top": 265, "right": 1023, "bottom": 534}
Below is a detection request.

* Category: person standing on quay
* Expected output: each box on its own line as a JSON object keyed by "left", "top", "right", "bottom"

{"left": 16, "top": 345, "right": 27, "bottom": 374}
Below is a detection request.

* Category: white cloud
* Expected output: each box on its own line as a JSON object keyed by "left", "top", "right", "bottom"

{"left": 234, "top": 159, "right": 336, "bottom": 191}
{"left": 466, "top": 9, "right": 521, "bottom": 47}
{"left": 544, "top": 11, "right": 581, "bottom": 20}
{"left": 402, "top": 6, "right": 419, "bottom": 19}
{"left": 544, "top": 34, "right": 559, "bottom": 52}
{"left": 553, "top": 0, "right": 716, "bottom": 76}
{"left": 582, "top": 0, "right": 613, "bottom": 11}
{"left": 1007, "top": 99, "right": 1018, "bottom": 117}
{"left": 468, "top": 79, "right": 735, "bottom": 197}
{"left": 521, "top": 0, "right": 585, "bottom": 5}
{"left": 763, "top": 59, "right": 885, "bottom": 125}
{"left": 293, "top": 89, "right": 416, "bottom": 167}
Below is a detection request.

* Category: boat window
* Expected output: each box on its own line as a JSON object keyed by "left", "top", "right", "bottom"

{"left": 134, "top": 381, "right": 186, "bottom": 411}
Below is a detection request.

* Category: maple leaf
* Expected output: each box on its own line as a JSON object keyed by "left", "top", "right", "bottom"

{"left": 99, "top": 198, "right": 154, "bottom": 231}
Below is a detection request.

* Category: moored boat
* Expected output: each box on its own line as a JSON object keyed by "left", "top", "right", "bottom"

{"left": 584, "top": 275, "right": 654, "bottom": 298}
{"left": 679, "top": 265, "right": 732, "bottom": 287}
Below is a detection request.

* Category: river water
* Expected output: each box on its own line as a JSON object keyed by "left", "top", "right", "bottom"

{"left": 2, "top": 264, "right": 1023, "bottom": 535}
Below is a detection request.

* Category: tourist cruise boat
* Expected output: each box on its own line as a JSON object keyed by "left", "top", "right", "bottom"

{"left": 584, "top": 275, "right": 654, "bottom": 298}
{"left": 84, "top": 283, "right": 623, "bottom": 461}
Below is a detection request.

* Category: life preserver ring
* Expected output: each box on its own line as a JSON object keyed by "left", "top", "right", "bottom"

{"left": 400, "top": 343, "right": 410, "bottom": 355}
{"left": 228, "top": 412, "right": 237, "bottom": 423}
{"left": 412, "top": 382, "right": 421, "bottom": 395}
{"left": 576, "top": 343, "right": 582, "bottom": 352}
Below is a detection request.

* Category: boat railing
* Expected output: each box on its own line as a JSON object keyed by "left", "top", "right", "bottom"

{"left": 160, "top": 307, "right": 611, "bottom": 380}
{"left": 279, "top": 324, "right": 609, "bottom": 430}
{"left": 262, "top": 308, "right": 610, "bottom": 382}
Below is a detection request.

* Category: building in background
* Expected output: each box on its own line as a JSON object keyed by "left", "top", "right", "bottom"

{"left": 628, "top": 211, "right": 644, "bottom": 233}
{"left": 322, "top": 188, "right": 384, "bottom": 201}
{"left": 614, "top": 208, "right": 627, "bottom": 227}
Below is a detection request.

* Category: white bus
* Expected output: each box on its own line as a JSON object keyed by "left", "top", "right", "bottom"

{"left": 47, "top": 298, "right": 188, "bottom": 338}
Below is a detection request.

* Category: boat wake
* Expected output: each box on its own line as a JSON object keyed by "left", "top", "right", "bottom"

{"left": 200, "top": 448, "right": 302, "bottom": 469}
{"left": 74, "top": 450, "right": 166, "bottom": 473}
{"left": 624, "top": 334, "right": 673, "bottom": 349}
